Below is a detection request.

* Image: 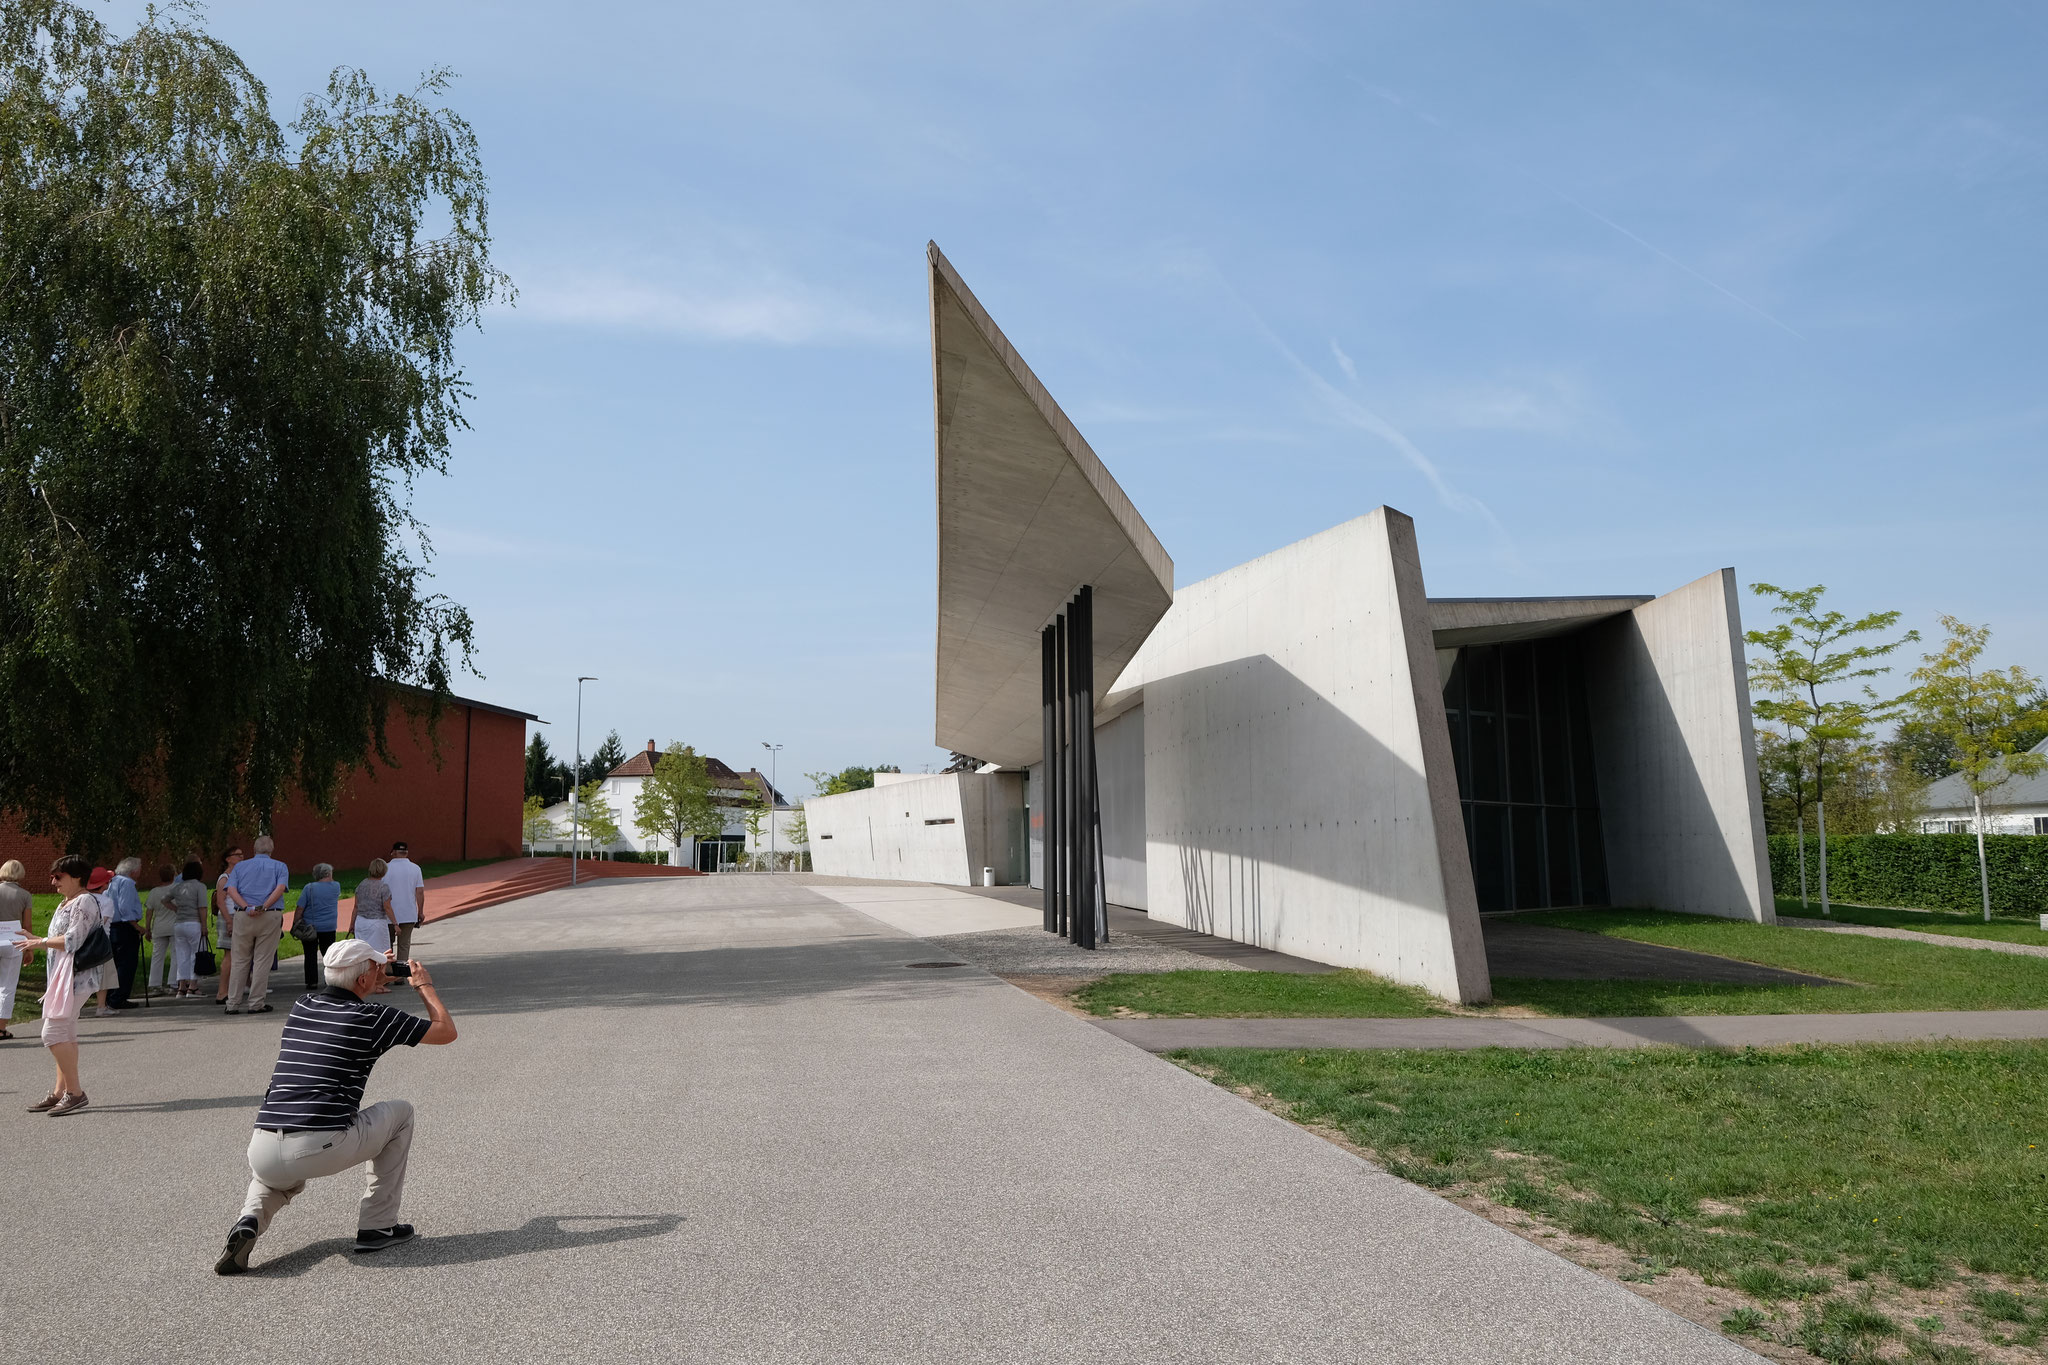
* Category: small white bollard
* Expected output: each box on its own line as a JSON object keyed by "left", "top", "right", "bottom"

{"left": 2039, "top": 914, "right": 2048, "bottom": 932}
{"left": 982, "top": 867, "right": 994, "bottom": 887}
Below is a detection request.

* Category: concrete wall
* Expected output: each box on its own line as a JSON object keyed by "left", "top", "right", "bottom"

{"left": 1580, "top": 568, "right": 1774, "bottom": 922}
{"left": 1096, "top": 706, "right": 1148, "bottom": 909}
{"left": 1121, "top": 509, "right": 1491, "bottom": 1002}
{"left": 806, "top": 772, "right": 1024, "bottom": 886}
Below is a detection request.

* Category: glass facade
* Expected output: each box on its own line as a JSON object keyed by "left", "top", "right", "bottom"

{"left": 1441, "top": 638, "right": 1609, "bottom": 912}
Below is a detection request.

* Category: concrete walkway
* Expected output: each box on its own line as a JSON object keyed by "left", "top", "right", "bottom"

{"left": 1094, "top": 1009, "right": 2048, "bottom": 1052}
{"left": 1782, "top": 915, "right": 2048, "bottom": 958}
{"left": 0, "top": 875, "right": 1758, "bottom": 1364}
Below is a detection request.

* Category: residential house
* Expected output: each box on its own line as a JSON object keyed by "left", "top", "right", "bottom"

{"left": 1916, "top": 737, "right": 2048, "bottom": 835}
{"left": 535, "top": 740, "right": 807, "bottom": 868}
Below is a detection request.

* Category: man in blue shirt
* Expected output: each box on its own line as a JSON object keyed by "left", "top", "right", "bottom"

{"left": 223, "top": 835, "right": 290, "bottom": 1015}
{"left": 105, "top": 856, "right": 146, "bottom": 1010}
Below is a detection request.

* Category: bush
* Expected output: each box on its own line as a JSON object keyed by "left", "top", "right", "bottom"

{"left": 1767, "top": 833, "right": 2048, "bottom": 916}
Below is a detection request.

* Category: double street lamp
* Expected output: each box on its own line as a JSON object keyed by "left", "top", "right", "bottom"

{"left": 762, "top": 742, "right": 783, "bottom": 873}
{"left": 572, "top": 676, "right": 597, "bottom": 886}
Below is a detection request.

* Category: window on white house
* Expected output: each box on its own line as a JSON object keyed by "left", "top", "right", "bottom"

{"left": 1945, "top": 820, "right": 1972, "bottom": 834}
{"left": 2036, "top": 816, "right": 2048, "bottom": 836}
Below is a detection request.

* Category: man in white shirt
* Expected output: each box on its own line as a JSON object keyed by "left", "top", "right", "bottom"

{"left": 383, "top": 840, "right": 426, "bottom": 962}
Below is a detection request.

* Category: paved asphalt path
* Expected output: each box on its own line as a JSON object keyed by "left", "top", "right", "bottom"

{"left": 0, "top": 877, "right": 1759, "bottom": 1364}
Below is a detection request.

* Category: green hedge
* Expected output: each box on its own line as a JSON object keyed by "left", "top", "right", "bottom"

{"left": 1767, "top": 833, "right": 2048, "bottom": 916}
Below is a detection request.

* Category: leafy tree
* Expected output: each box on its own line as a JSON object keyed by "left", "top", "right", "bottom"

{"left": 0, "top": 3, "right": 505, "bottom": 853}
{"left": 740, "top": 783, "right": 769, "bottom": 866}
{"left": 585, "top": 730, "right": 627, "bottom": 781}
{"left": 632, "top": 744, "right": 714, "bottom": 859}
{"left": 784, "top": 804, "right": 807, "bottom": 851}
{"left": 1893, "top": 692, "right": 2048, "bottom": 782}
{"left": 521, "top": 795, "right": 555, "bottom": 854}
{"left": 1745, "top": 584, "right": 1916, "bottom": 915}
{"left": 805, "top": 764, "right": 898, "bottom": 797}
{"left": 571, "top": 779, "right": 620, "bottom": 855}
{"left": 1903, "top": 616, "right": 2048, "bottom": 920}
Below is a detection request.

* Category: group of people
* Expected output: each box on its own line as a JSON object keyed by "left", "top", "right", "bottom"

{"left": 4, "top": 838, "right": 431, "bottom": 1118}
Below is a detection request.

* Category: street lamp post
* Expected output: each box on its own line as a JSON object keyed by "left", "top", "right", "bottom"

{"left": 573, "top": 676, "right": 597, "bottom": 886}
{"left": 762, "top": 742, "right": 783, "bottom": 873}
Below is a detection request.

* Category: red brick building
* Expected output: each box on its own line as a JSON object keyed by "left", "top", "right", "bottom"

{"left": 0, "top": 690, "right": 537, "bottom": 875}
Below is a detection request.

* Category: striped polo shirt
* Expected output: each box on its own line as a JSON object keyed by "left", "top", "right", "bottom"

{"left": 254, "top": 986, "right": 432, "bottom": 1130}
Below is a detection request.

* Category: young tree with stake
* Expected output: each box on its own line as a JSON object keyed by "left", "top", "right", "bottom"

{"left": 1904, "top": 617, "right": 2048, "bottom": 921}
{"left": 1745, "top": 584, "right": 1917, "bottom": 916}
{"left": 633, "top": 745, "right": 716, "bottom": 867}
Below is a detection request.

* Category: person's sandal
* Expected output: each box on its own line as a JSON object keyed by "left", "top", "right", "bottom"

{"left": 27, "top": 1090, "right": 61, "bottom": 1112}
{"left": 48, "top": 1092, "right": 88, "bottom": 1116}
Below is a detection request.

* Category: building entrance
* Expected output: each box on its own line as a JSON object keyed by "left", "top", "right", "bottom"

{"left": 1441, "top": 637, "right": 1609, "bottom": 912}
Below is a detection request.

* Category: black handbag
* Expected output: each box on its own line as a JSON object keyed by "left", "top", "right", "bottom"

{"left": 72, "top": 923, "right": 114, "bottom": 972}
{"left": 194, "top": 944, "right": 218, "bottom": 976}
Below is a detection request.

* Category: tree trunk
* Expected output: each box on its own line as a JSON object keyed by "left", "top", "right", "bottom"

{"left": 1797, "top": 815, "right": 1808, "bottom": 911}
{"left": 1817, "top": 800, "right": 1830, "bottom": 917}
{"left": 1975, "top": 792, "right": 1992, "bottom": 922}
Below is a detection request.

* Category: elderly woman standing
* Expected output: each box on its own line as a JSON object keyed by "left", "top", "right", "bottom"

{"left": 351, "top": 859, "right": 394, "bottom": 958}
{"left": 168, "top": 861, "right": 208, "bottom": 996}
{"left": 16, "top": 856, "right": 114, "bottom": 1115}
{"left": 295, "top": 863, "right": 341, "bottom": 989}
{"left": 0, "top": 860, "right": 30, "bottom": 1041}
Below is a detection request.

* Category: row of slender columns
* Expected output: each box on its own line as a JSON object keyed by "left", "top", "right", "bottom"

{"left": 1041, "top": 587, "right": 1102, "bottom": 948}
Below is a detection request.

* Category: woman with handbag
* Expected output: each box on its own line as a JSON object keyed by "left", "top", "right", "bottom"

{"left": 0, "top": 859, "right": 30, "bottom": 1040}
{"left": 293, "top": 863, "right": 341, "bottom": 989}
{"left": 168, "top": 860, "right": 209, "bottom": 996}
{"left": 14, "top": 855, "right": 115, "bottom": 1116}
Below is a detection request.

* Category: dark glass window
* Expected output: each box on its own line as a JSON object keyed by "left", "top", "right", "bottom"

{"left": 1442, "top": 637, "right": 1608, "bottom": 910}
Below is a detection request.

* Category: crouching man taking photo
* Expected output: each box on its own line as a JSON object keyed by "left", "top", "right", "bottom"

{"left": 216, "top": 939, "right": 457, "bottom": 1275}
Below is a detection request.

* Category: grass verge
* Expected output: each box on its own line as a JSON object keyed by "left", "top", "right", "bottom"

{"left": 1775, "top": 895, "right": 2048, "bottom": 946}
{"left": 1180, "top": 1041, "right": 2048, "bottom": 1362}
{"left": 1073, "top": 968, "right": 1440, "bottom": 1018}
{"left": 1493, "top": 909, "right": 2048, "bottom": 1016}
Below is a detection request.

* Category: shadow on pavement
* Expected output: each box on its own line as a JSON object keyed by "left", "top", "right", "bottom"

{"left": 93, "top": 1093, "right": 266, "bottom": 1114}
{"left": 251, "top": 1214, "right": 687, "bottom": 1276}
{"left": 429, "top": 941, "right": 961, "bottom": 1017}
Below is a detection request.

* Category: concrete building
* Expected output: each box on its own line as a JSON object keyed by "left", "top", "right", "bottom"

{"left": 806, "top": 244, "right": 1772, "bottom": 1002}
{"left": 1916, "top": 737, "right": 2048, "bottom": 835}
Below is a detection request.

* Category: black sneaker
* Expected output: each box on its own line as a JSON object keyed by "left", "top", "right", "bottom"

{"left": 215, "top": 1219, "right": 259, "bottom": 1276}
{"left": 353, "top": 1224, "right": 416, "bottom": 1254}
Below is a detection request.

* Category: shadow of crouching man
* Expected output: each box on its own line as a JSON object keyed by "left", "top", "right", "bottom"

{"left": 248, "top": 1214, "right": 688, "bottom": 1277}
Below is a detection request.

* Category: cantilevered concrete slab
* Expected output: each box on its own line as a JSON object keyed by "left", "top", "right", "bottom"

{"left": 1429, "top": 595, "right": 1653, "bottom": 648}
{"left": 930, "top": 243, "right": 1174, "bottom": 767}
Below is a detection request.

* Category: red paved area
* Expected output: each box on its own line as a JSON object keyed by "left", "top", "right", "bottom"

{"left": 300, "top": 857, "right": 705, "bottom": 932}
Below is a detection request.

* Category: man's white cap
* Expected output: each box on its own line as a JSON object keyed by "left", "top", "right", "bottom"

{"left": 324, "top": 939, "right": 386, "bottom": 972}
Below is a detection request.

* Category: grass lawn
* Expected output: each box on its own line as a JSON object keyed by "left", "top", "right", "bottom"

{"left": 6, "top": 857, "right": 499, "bottom": 1024}
{"left": 1073, "top": 969, "right": 1441, "bottom": 1018}
{"left": 1775, "top": 895, "right": 2048, "bottom": 946}
{"left": 1181, "top": 1041, "right": 2048, "bottom": 1360}
{"left": 1073, "top": 909, "right": 2048, "bottom": 1020}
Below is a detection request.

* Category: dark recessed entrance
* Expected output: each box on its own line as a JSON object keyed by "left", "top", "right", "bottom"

{"left": 1441, "top": 637, "right": 1609, "bottom": 913}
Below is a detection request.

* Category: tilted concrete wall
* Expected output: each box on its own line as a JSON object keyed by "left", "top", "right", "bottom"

{"left": 806, "top": 774, "right": 977, "bottom": 885}
{"left": 1095, "top": 706, "right": 1148, "bottom": 909}
{"left": 1581, "top": 568, "right": 1773, "bottom": 922}
{"left": 1121, "top": 509, "right": 1491, "bottom": 1002}
{"left": 806, "top": 772, "right": 1026, "bottom": 886}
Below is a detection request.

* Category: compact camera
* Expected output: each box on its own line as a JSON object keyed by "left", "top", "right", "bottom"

{"left": 385, "top": 962, "right": 413, "bottom": 979}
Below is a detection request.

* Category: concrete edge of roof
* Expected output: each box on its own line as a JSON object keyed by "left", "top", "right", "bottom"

{"left": 384, "top": 679, "right": 543, "bottom": 724}
{"left": 926, "top": 240, "right": 1175, "bottom": 598}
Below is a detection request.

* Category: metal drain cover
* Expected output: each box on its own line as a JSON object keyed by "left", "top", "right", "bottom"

{"left": 904, "top": 961, "right": 968, "bottom": 969}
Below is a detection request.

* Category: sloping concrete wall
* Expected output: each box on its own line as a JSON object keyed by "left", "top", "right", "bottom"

{"left": 806, "top": 774, "right": 977, "bottom": 885}
{"left": 1096, "top": 706, "right": 1147, "bottom": 909}
{"left": 1120, "top": 509, "right": 1491, "bottom": 1002}
{"left": 1581, "top": 568, "right": 1774, "bottom": 922}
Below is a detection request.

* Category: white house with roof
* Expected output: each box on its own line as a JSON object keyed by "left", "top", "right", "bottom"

{"left": 533, "top": 740, "right": 808, "bottom": 869}
{"left": 1916, "top": 738, "right": 2048, "bottom": 835}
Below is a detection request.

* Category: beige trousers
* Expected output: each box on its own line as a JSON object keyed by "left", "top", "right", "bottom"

{"left": 240, "top": 1100, "right": 415, "bottom": 1233}
{"left": 226, "top": 910, "right": 283, "bottom": 1009}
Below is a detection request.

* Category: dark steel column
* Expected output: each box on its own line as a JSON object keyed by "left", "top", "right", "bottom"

{"left": 1053, "top": 611, "right": 1070, "bottom": 937}
{"left": 1073, "top": 586, "right": 1098, "bottom": 949}
{"left": 1040, "top": 623, "right": 1058, "bottom": 934}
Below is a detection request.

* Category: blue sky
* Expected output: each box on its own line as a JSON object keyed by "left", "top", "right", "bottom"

{"left": 124, "top": 1, "right": 2047, "bottom": 789}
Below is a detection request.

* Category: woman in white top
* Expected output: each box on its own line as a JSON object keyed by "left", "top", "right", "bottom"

{"left": 0, "top": 859, "right": 30, "bottom": 1041}
{"left": 15, "top": 855, "right": 113, "bottom": 1115}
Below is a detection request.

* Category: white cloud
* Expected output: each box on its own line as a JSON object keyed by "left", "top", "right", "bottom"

{"left": 505, "top": 257, "right": 914, "bottom": 346}
{"left": 1402, "top": 371, "right": 1628, "bottom": 443}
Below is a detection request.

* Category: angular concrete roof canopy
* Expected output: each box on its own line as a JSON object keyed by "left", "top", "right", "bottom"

{"left": 1428, "top": 596, "right": 1654, "bottom": 649}
{"left": 930, "top": 243, "right": 1174, "bottom": 767}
